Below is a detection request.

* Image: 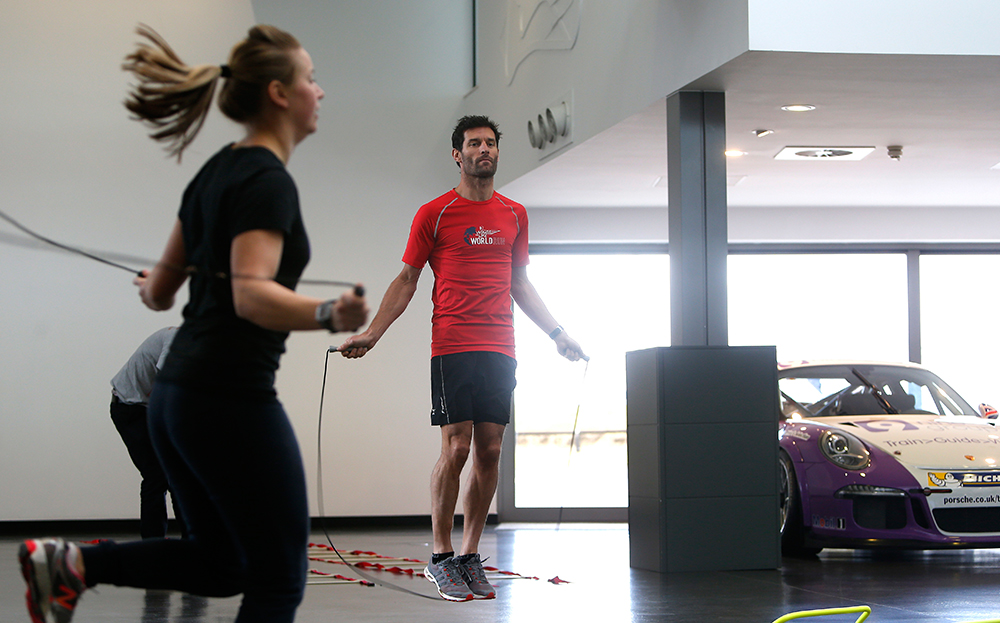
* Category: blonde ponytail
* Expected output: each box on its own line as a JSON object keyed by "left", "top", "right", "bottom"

{"left": 123, "top": 24, "right": 221, "bottom": 161}
{"left": 123, "top": 24, "right": 302, "bottom": 161}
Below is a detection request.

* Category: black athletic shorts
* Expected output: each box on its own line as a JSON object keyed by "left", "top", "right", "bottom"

{"left": 430, "top": 351, "right": 517, "bottom": 426}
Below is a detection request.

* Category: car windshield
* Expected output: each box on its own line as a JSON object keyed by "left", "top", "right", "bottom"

{"left": 778, "top": 364, "right": 977, "bottom": 419}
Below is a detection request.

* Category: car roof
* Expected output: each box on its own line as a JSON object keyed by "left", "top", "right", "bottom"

{"left": 777, "top": 360, "right": 930, "bottom": 373}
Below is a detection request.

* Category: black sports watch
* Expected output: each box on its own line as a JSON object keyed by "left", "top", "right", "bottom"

{"left": 315, "top": 299, "right": 337, "bottom": 332}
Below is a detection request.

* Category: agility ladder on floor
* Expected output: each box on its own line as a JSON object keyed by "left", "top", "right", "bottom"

{"left": 305, "top": 543, "right": 568, "bottom": 587}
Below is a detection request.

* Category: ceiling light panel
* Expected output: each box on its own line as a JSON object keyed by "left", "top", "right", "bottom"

{"left": 774, "top": 146, "right": 875, "bottom": 161}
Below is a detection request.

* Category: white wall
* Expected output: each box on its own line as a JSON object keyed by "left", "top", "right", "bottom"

{"left": 1, "top": 0, "right": 255, "bottom": 522}
{"left": 466, "top": 0, "right": 751, "bottom": 189}
{"left": 0, "top": 0, "right": 470, "bottom": 521}
{"left": 249, "top": 1, "right": 473, "bottom": 518}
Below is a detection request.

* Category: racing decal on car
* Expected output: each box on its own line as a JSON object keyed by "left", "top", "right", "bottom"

{"left": 928, "top": 471, "right": 1000, "bottom": 487}
{"left": 884, "top": 437, "right": 1000, "bottom": 448}
{"left": 928, "top": 472, "right": 963, "bottom": 487}
{"left": 941, "top": 493, "right": 999, "bottom": 506}
{"left": 849, "top": 418, "right": 998, "bottom": 433}
{"left": 811, "top": 515, "right": 846, "bottom": 530}
{"left": 850, "top": 419, "right": 919, "bottom": 432}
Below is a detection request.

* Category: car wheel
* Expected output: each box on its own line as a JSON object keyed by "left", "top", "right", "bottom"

{"left": 779, "top": 451, "right": 821, "bottom": 557}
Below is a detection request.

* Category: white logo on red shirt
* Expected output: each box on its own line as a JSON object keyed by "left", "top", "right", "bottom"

{"left": 464, "top": 226, "right": 505, "bottom": 246}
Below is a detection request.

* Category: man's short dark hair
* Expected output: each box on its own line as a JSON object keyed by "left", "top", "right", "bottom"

{"left": 451, "top": 115, "right": 502, "bottom": 151}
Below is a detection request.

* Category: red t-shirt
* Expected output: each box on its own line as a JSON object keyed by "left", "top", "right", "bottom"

{"left": 402, "top": 189, "right": 529, "bottom": 358}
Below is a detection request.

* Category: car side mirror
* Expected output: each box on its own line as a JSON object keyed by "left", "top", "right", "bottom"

{"left": 978, "top": 403, "right": 998, "bottom": 419}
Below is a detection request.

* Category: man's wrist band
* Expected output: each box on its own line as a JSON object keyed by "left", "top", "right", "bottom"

{"left": 549, "top": 325, "right": 564, "bottom": 339}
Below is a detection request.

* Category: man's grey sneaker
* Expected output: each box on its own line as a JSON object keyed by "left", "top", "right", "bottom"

{"left": 424, "top": 557, "right": 474, "bottom": 602}
{"left": 19, "top": 538, "right": 87, "bottom": 623}
{"left": 455, "top": 553, "right": 496, "bottom": 599}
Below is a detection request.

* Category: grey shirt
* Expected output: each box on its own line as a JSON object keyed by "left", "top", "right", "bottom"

{"left": 110, "top": 327, "right": 177, "bottom": 405}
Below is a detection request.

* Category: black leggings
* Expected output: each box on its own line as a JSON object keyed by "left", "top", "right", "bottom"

{"left": 83, "top": 382, "right": 309, "bottom": 623}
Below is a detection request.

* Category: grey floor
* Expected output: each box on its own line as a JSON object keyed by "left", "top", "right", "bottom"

{"left": 3, "top": 523, "right": 1000, "bottom": 623}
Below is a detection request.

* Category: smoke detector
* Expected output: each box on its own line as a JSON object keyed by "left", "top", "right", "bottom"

{"left": 774, "top": 146, "right": 875, "bottom": 161}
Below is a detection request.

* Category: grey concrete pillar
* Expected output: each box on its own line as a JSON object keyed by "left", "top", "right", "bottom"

{"left": 667, "top": 91, "right": 728, "bottom": 347}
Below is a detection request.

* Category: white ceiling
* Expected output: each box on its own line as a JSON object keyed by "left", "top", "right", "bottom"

{"left": 501, "top": 51, "right": 1000, "bottom": 211}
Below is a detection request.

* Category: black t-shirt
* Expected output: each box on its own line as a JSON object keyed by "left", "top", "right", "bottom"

{"left": 158, "top": 144, "right": 311, "bottom": 394}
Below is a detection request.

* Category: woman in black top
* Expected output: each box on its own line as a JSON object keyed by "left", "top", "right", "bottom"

{"left": 18, "top": 24, "right": 366, "bottom": 623}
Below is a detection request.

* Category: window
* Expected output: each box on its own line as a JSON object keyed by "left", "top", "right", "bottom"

{"left": 920, "top": 255, "right": 1000, "bottom": 406}
{"left": 512, "top": 254, "right": 669, "bottom": 509}
{"left": 506, "top": 248, "right": 998, "bottom": 518}
{"left": 728, "top": 254, "right": 909, "bottom": 363}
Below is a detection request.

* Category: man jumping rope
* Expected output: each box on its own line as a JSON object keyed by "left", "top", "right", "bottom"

{"left": 338, "top": 115, "right": 586, "bottom": 601}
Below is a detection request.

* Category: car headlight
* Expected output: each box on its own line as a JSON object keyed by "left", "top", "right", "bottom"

{"left": 820, "top": 430, "right": 871, "bottom": 470}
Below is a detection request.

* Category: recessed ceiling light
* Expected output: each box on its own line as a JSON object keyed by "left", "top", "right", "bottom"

{"left": 753, "top": 129, "right": 774, "bottom": 138}
{"left": 991, "top": 161, "right": 1000, "bottom": 170}
{"left": 725, "top": 149, "right": 747, "bottom": 157}
{"left": 774, "top": 146, "right": 875, "bottom": 161}
{"left": 781, "top": 104, "right": 816, "bottom": 112}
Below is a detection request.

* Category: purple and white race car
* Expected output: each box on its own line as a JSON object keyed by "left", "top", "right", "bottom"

{"left": 778, "top": 361, "right": 1000, "bottom": 555}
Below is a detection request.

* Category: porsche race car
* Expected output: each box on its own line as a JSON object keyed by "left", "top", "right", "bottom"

{"left": 778, "top": 361, "right": 1000, "bottom": 555}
